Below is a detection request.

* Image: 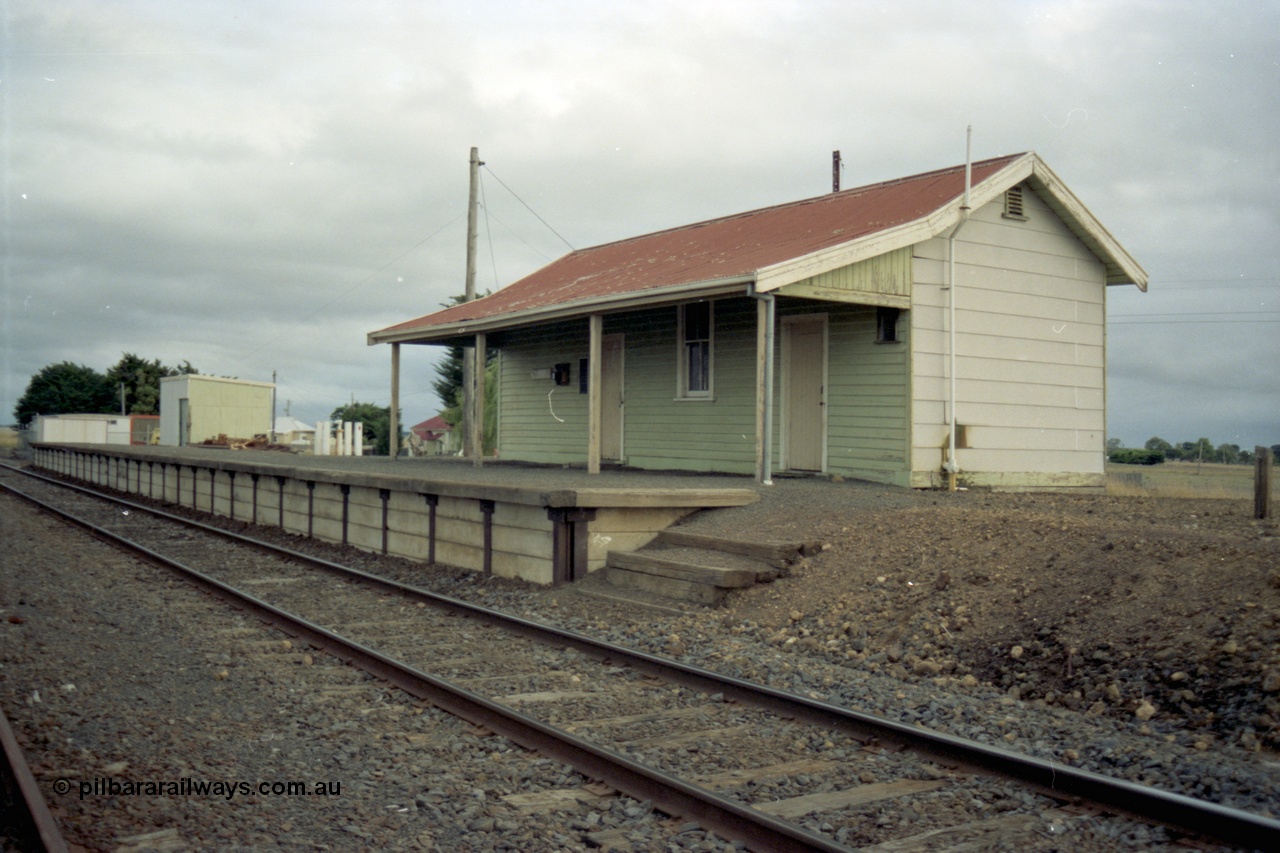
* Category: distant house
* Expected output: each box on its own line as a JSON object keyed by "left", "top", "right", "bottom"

{"left": 274, "top": 416, "right": 316, "bottom": 450}
{"left": 408, "top": 415, "right": 458, "bottom": 455}
{"left": 369, "top": 152, "right": 1146, "bottom": 490}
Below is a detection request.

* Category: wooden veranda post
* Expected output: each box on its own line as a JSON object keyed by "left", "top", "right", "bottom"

{"left": 470, "top": 332, "right": 486, "bottom": 467}
{"left": 754, "top": 294, "right": 775, "bottom": 484}
{"left": 587, "top": 314, "right": 603, "bottom": 474}
{"left": 1256, "top": 446, "right": 1273, "bottom": 520}
{"left": 389, "top": 343, "right": 400, "bottom": 458}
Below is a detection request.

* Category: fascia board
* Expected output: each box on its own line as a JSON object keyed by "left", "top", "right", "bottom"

{"left": 367, "top": 276, "right": 753, "bottom": 346}
{"left": 756, "top": 155, "right": 1038, "bottom": 293}
{"left": 1029, "top": 159, "right": 1149, "bottom": 291}
{"left": 755, "top": 217, "right": 940, "bottom": 293}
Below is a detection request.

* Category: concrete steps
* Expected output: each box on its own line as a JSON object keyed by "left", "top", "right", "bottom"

{"left": 602, "top": 529, "right": 823, "bottom": 606}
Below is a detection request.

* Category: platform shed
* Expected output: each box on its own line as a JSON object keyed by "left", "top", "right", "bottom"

{"left": 31, "top": 414, "right": 132, "bottom": 444}
{"left": 159, "top": 375, "right": 274, "bottom": 447}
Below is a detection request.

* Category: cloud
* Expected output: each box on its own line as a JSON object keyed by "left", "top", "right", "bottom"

{"left": 3, "top": 0, "right": 1277, "bottom": 449}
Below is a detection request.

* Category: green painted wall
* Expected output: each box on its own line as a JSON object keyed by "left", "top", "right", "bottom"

{"left": 622, "top": 299, "right": 758, "bottom": 472}
{"left": 496, "top": 295, "right": 911, "bottom": 484}
{"left": 496, "top": 318, "right": 591, "bottom": 464}
{"left": 790, "top": 301, "right": 911, "bottom": 485}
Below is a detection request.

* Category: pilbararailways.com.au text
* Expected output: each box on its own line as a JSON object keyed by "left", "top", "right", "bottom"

{"left": 56, "top": 776, "right": 342, "bottom": 801}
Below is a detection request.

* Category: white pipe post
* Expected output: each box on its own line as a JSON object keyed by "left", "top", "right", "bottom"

{"left": 944, "top": 125, "right": 974, "bottom": 490}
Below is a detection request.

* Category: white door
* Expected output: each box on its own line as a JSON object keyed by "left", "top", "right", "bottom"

{"left": 784, "top": 317, "right": 826, "bottom": 472}
{"left": 600, "top": 334, "right": 624, "bottom": 460}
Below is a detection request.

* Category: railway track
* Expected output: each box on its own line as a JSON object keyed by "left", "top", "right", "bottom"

{"left": 2, "top": 461, "right": 1277, "bottom": 851}
{"left": 1, "top": 704, "right": 69, "bottom": 853}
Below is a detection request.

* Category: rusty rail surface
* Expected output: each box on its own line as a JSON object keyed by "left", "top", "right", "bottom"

{"left": 4, "top": 463, "right": 1280, "bottom": 851}
{"left": 0, "top": 706, "right": 69, "bottom": 853}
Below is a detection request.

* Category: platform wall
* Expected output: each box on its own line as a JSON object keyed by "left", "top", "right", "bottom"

{"left": 32, "top": 446, "right": 563, "bottom": 584}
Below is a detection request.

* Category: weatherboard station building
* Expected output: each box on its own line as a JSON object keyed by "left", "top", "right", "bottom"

{"left": 29, "top": 151, "right": 1148, "bottom": 591}
{"left": 370, "top": 152, "right": 1147, "bottom": 491}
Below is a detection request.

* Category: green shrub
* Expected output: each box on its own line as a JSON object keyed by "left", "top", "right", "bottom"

{"left": 1108, "top": 448, "right": 1166, "bottom": 465}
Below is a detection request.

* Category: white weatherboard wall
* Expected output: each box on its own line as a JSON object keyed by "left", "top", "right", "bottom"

{"left": 32, "top": 414, "right": 113, "bottom": 444}
{"left": 159, "top": 375, "right": 274, "bottom": 446}
{"left": 910, "top": 185, "right": 1107, "bottom": 489}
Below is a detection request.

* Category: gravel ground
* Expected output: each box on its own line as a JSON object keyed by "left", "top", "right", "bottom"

{"left": 0, "top": 492, "right": 731, "bottom": 852}
{"left": 5, "top": 451, "right": 1279, "bottom": 850}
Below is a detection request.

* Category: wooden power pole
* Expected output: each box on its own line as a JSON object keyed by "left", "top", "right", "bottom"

{"left": 464, "top": 147, "right": 483, "bottom": 464}
{"left": 1256, "top": 446, "right": 1273, "bottom": 519}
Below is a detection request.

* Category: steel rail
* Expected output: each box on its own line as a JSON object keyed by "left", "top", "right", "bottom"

{"left": 0, "top": 473, "right": 849, "bottom": 853}
{"left": 5, "top": 464, "right": 1280, "bottom": 851}
{"left": 0, "top": 706, "right": 70, "bottom": 853}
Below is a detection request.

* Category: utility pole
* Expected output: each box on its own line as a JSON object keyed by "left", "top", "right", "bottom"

{"left": 271, "top": 370, "right": 278, "bottom": 443}
{"left": 464, "top": 146, "right": 483, "bottom": 463}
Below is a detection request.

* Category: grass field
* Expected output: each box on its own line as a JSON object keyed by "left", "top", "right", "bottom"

{"left": 0, "top": 428, "right": 20, "bottom": 450}
{"left": 1106, "top": 460, "right": 1277, "bottom": 500}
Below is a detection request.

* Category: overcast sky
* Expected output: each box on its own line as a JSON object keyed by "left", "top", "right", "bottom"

{"left": 3, "top": 1, "right": 1276, "bottom": 450}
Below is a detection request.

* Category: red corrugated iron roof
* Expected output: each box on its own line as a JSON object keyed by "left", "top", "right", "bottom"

{"left": 410, "top": 415, "right": 452, "bottom": 440}
{"left": 374, "top": 154, "right": 1024, "bottom": 338}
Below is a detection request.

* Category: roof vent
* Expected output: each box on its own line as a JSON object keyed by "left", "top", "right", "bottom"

{"left": 1003, "top": 185, "right": 1028, "bottom": 220}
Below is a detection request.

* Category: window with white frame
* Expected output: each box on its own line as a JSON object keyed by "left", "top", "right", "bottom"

{"left": 678, "top": 301, "right": 713, "bottom": 398}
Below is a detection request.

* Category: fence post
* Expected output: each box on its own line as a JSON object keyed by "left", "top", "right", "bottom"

{"left": 1256, "top": 446, "right": 1273, "bottom": 520}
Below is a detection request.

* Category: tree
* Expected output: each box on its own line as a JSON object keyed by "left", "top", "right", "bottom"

{"left": 1216, "top": 443, "right": 1240, "bottom": 465}
{"left": 104, "top": 353, "right": 197, "bottom": 415}
{"left": 431, "top": 343, "right": 466, "bottom": 411}
{"left": 330, "top": 402, "right": 400, "bottom": 456}
{"left": 1144, "top": 437, "right": 1173, "bottom": 459}
{"left": 1106, "top": 437, "right": 1124, "bottom": 452}
{"left": 430, "top": 292, "right": 493, "bottom": 412}
{"left": 13, "top": 362, "right": 115, "bottom": 424}
{"left": 440, "top": 358, "right": 498, "bottom": 455}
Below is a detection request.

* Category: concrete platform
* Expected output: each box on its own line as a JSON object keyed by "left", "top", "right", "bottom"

{"left": 30, "top": 444, "right": 758, "bottom": 586}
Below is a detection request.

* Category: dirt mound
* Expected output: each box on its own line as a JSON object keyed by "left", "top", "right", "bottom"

{"left": 709, "top": 490, "right": 1280, "bottom": 750}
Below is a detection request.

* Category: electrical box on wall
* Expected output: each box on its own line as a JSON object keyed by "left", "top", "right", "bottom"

{"left": 530, "top": 368, "right": 552, "bottom": 380}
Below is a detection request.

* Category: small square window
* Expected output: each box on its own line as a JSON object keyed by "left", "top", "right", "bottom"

{"left": 876, "top": 307, "right": 901, "bottom": 343}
